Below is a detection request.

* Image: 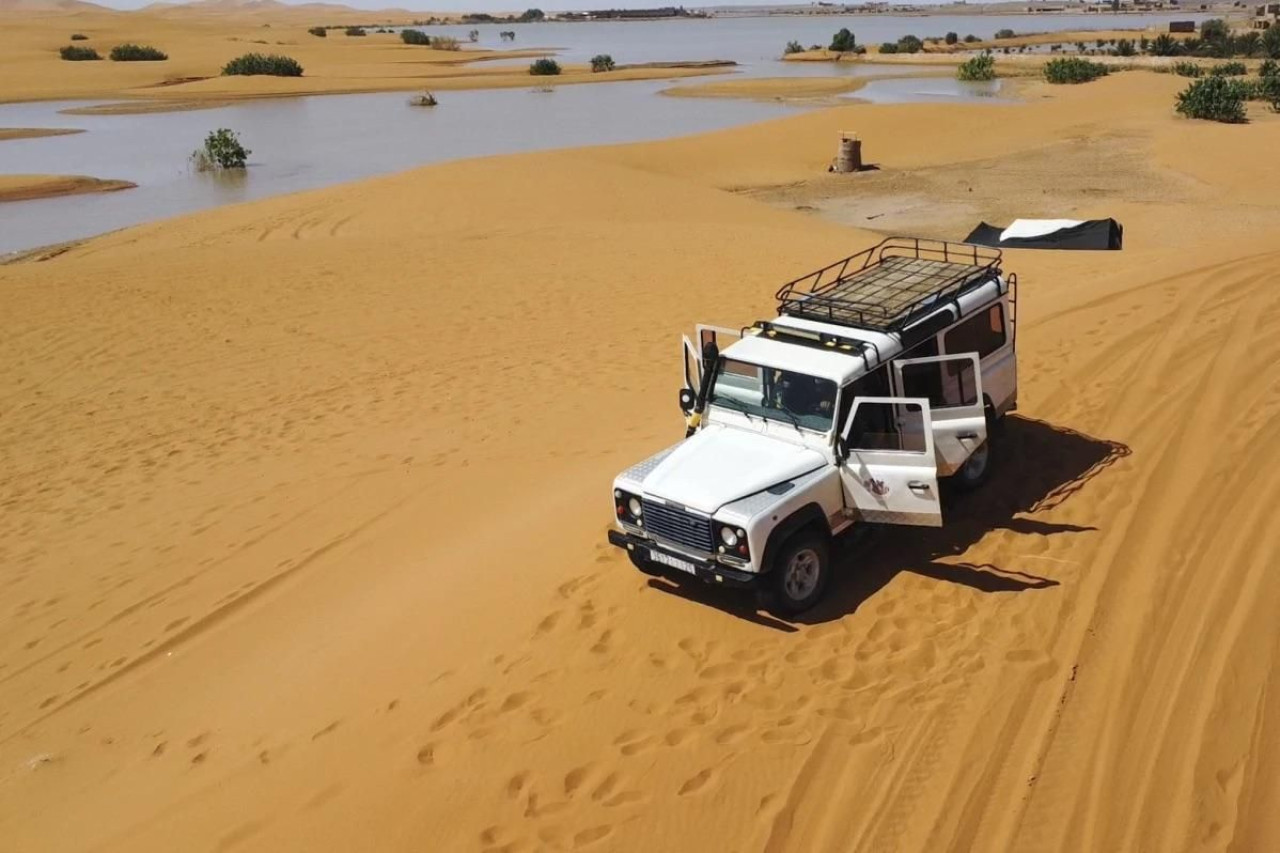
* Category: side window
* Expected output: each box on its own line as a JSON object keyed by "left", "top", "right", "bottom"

{"left": 944, "top": 304, "right": 1006, "bottom": 358}
{"left": 846, "top": 402, "right": 927, "bottom": 453}
{"left": 898, "top": 359, "right": 978, "bottom": 409}
{"left": 836, "top": 366, "right": 890, "bottom": 431}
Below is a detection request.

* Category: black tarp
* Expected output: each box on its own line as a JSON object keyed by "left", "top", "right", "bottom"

{"left": 964, "top": 218, "right": 1123, "bottom": 250}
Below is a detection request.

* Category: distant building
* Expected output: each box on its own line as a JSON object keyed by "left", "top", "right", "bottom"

{"left": 1169, "top": 19, "right": 1197, "bottom": 31}
{"left": 1253, "top": 3, "right": 1280, "bottom": 27}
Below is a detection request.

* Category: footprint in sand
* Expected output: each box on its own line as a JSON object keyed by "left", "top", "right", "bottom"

{"left": 677, "top": 768, "right": 715, "bottom": 796}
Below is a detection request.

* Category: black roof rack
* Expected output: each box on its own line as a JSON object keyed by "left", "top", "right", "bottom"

{"left": 775, "top": 237, "right": 1002, "bottom": 333}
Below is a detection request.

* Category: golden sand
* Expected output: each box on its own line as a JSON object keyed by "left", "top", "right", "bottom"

{"left": 0, "top": 173, "right": 135, "bottom": 201}
{"left": 3, "top": 65, "right": 1280, "bottom": 853}
{"left": 0, "top": 127, "right": 84, "bottom": 140}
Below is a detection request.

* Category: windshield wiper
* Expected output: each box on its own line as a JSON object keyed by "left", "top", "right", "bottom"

{"left": 709, "top": 395, "right": 755, "bottom": 423}
{"left": 770, "top": 401, "right": 805, "bottom": 435}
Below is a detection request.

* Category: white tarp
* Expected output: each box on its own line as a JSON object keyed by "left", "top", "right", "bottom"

{"left": 999, "top": 219, "right": 1085, "bottom": 242}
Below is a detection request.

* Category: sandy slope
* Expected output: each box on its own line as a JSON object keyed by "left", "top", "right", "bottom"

{"left": 0, "top": 127, "right": 84, "bottom": 140}
{"left": 0, "top": 173, "right": 135, "bottom": 200}
{"left": 2, "top": 71, "right": 1280, "bottom": 852}
{"left": 0, "top": 9, "right": 717, "bottom": 104}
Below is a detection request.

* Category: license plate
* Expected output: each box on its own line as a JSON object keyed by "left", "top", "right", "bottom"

{"left": 648, "top": 548, "right": 697, "bottom": 575}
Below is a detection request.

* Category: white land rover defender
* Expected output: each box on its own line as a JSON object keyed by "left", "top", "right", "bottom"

{"left": 607, "top": 238, "right": 1018, "bottom": 616}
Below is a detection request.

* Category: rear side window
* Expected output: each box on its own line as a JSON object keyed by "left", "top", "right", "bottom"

{"left": 944, "top": 304, "right": 1006, "bottom": 358}
{"left": 846, "top": 401, "right": 927, "bottom": 453}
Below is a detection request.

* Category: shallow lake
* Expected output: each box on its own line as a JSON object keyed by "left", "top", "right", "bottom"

{"left": 1, "top": 12, "right": 1202, "bottom": 253}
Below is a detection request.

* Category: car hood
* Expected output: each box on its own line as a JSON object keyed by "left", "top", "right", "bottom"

{"left": 640, "top": 426, "right": 826, "bottom": 515}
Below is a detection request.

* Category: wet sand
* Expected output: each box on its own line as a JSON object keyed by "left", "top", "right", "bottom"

{"left": 0, "top": 127, "right": 84, "bottom": 140}
{"left": 3, "top": 66, "right": 1280, "bottom": 853}
{"left": 0, "top": 174, "right": 135, "bottom": 202}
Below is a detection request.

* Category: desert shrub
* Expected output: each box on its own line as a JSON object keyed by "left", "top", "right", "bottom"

{"left": 70, "top": 33, "right": 88, "bottom": 41}
{"left": 994, "top": 28, "right": 1016, "bottom": 40}
{"left": 529, "top": 57, "right": 561, "bottom": 76}
{"left": 829, "top": 28, "right": 856, "bottom": 53}
{"left": 1140, "top": 36, "right": 1150, "bottom": 53}
{"left": 432, "top": 36, "right": 460, "bottom": 51}
{"left": 1209, "top": 61, "right": 1247, "bottom": 76}
{"left": 468, "top": 29, "right": 479, "bottom": 42}
{"left": 1171, "top": 61, "right": 1202, "bottom": 77}
{"left": 110, "top": 44, "right": 168, "bottom": 61}
{"left": 409, "top": 91, "right": 437, "bottom": 106}
{"left": 345, "top": 27, "right": 366, "bottom": 37}
{"left": 59, "top": 45, "right": 100, "bottom": 60}
{"left": 1199, "top": 18, "right": 1229, "bottom": 43}
{"left": 784, "top": 40, "right": 804, "bottom": 55}
{"left": 944, "top": 31, "right": 958, "bottom": 46}
{"left": 963, "top": 34, "right": 979, "bottom": 44}
{"left": 1258, "top": 73, "right": 1280, "bottom": 109}
{"left": 590, "top": 54, "right": 615, "bottom": 72}
{"left": 879, "top": 42, "right": 899, "bottom": 55}
{"left": 221, "top": 53, "right": 303, "bottom": 77}
{"left": 308, "top": 26, "right": 327, "bottom": 37}
{"left": 1115, "top": 39, "right": 1135, "bottom": 58}
{"left": 897, "top": 34, "right": 923, "bottom": 54}
{"left": 957, "top": 52, "right": 995, "bottom": 81}
{"left": 1149, "top": 34, "right": 1180, "bottom": 57}
{"left": 1175, "top": 75, "right": 1247, "bottom": 122}
{"left": 1264, "top": 26, "right": 1280, "bottom": 59}
{"left": 1261, "top": 59, "right": 1278, "bottom": 78}
{"left": 1044, "top": 57, "right": 1109, "bottom": 84}
{"left": 191, "top": 128, "right": 250, "bottom": 170}
{"left": 401, "top": 29, "right": 430, "bottom": 45}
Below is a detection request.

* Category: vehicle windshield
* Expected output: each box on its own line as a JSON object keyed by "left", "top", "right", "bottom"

{"left": 708, "top": 358, "right": 838, "bottom": 432}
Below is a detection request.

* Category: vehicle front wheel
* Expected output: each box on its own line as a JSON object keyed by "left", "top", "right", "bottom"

{"left": 761, "top": 532, "right": 831, "bottom": 617}
{"left": 628, "top": 547, "right": 663, "bottom": 577}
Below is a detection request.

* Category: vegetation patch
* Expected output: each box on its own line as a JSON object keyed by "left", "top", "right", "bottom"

{"left": 70, "top": 33, "right": 89, "bottom": 41}
{"left": 400, "top": 29, "right": 431, "bottom": 46}
{"left": 345, "top": 27, "right": 366, "bottom": 37}
{"left": 191, "top": 128, "right": 250, "bottom": 171}
{"left": 109, "top": 44, "right": 168, "bottom": 62}
{"left": 1171, "top": 61, "right": 1202, "bottom": 78}
{"left": 1209, "top": 61, "right": 1247, "bottom": 77}
{"left": 590, "top": 54, "right": 615, "bottom": 72}
{"left": 957, "top": 52, "right": 996, "bottom": 82}
{"left": 308, "top": 27, "right": 327, "bottom": 38}
{"left": 529, "top": 57, "right": 561, "bottom": 76}
{"left": 829, "top": 28, "right": 856, "bottom": 53}
{"left": 59, "top": 45, "right": 101, "bottom": 61}
{"left": 221, "top": 53, "right": 304, "bottom": 77}
{"left": 784, "top": 40, "right": 803, "bottom": 55}
{"left": 432, "top": 36, "right": 460, "bottom": 51}
{"left": 1043, "top": 57, "right": 1110, "bottom": 85}
{"left": 1175, "top": 75, "right": 1247, "bottom": 123}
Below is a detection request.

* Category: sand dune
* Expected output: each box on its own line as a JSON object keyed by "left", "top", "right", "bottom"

{"left": 0, "top": 127, "right": 84, "bottom": 140}
{"left": 2, "top": 71, "right": 1280, "bottom": 852}
{"left": 0, "top": 173, "right": 135, "bottom": 201}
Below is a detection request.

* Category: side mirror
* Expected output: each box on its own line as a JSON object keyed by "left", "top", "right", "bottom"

{"left": 679, "top": 388, "right": 696, "bottom": 414}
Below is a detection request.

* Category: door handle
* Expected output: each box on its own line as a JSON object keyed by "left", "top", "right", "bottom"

{"left": 957, "top": 432, "right": 979, "bottom": 440}
{"left": 908, "top": 481, "right": 930, "bottom": 492}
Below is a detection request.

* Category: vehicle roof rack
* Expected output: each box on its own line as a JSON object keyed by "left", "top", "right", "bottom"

{"left": 775, "top": 237, "right": 1002, "bottom": 334}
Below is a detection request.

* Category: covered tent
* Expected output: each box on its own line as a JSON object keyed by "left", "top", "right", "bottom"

{"left": 964, "top": 218, "right": 1123, "bottom": 250}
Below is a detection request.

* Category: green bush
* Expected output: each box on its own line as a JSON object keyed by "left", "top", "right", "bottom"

{"left": 1148, "top": 34, "right": 1179, "bottom": 57}
{"left": 1209, "top": 61, "right": 1247, "bottom": 76}
{"left": 1171, "top": 61, "right": 1202, "bottom": 78}
{"left": 1199, "top": 19, "right": 1229, "bottom": 43}
{"left": 1044, "top": 57, "right": 1110, "bottom": 84}
{"left": 1261, "top": 59, "right": 1278, "bottom": 78}
{"left": 879, "top": 42, "right": 899, "bottom": 55}
{"left": 963, "top": 34, "right": 980, "bottom": 44}
{"left": 994, "top": 28, "right": 1016, "bottom": 40}
{"left": 590, "top": 54, "right": 615, "bottom": 72}
{"left": 70, "top": 33, "right": 88, "bottom": 41}
{"left": 110, "top": 44, "right": 168, "bottom": 62}
{"left": 784, "top": 40, "right": 804, "bottom": 55}
{"left": 191, "top": 128, "right": 250, "bottom": 171}
{"left": 1115, "top": 39, "right": 1135, "bottom": 58}
{"left": 830, "top": 28, "right": 856, "bottom": 53}
{"left": 59, "top": 45, "right": 100, "bottom": 61}
{"left": 957, "top": 52, "right": 996, "bottom": 81}
{"left": 944, "top": 31, "right": 958, "bottom": 46}
{"left": 308, "top": 26, "right": 327, "bottom": 38}
{"left": 1175, "top": 75, "right": 1247, "bottom": 122}
{"left": 345, "top": 27, "right": 366, "bottom": 37}
{"left": 1264, "top": 26, "right": 1280, "bottom": 59}
{"left": 1258, "top": 73, "right": 1280, "bottom": 109}
{"left": 221, "top": 53, "right": 304, "bottom": 77}
{"left": 897, "top": 34, "right": 923, "bottom": 54}
{"left": 400, "top": 29, "right": 430, "bottom": 45}
{"left": 529, "top": 57, "right": 561, "bottom": 76}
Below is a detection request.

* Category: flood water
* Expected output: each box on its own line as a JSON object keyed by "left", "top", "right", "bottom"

{"left": 1, "top": 12, "right": 1202, "bottom": 254}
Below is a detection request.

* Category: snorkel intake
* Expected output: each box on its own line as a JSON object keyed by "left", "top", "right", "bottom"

{"left": 685, "top": 339, "right": 719, "bottom": 438}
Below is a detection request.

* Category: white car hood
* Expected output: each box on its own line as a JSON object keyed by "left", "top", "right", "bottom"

{"left": 641, "top": 426, "right": 826, "bottom": 514}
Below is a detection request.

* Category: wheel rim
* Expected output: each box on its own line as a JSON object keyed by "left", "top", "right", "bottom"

{"left": 783, "top": 548, "right": 821, "bottom": 601}
{"left": 964, "top": 443, "right": 989, "bottom": 479}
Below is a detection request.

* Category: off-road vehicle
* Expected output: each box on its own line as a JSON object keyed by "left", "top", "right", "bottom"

{"left": 607, "top": 238, "right": 1018, "bottom": 615}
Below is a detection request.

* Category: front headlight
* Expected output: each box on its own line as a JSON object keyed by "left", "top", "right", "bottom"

{"left": 628, "top": 497, "right": 643, "bottom": 518}
{"left": 719, "top": 526, "right": 738, "bottom": 547}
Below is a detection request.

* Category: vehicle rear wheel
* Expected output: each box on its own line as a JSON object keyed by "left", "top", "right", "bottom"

{"left": 628, "top": 547, "right": 663, "bottom": 577}
{"left": 954, "top": 440, "right": 991, "bottom": 490}
{"left": 761, "top": 532, "right": 831, "bottom": 617}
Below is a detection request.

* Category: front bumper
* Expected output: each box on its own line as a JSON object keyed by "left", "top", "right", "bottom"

{"left": 607, "top": 530, "right": 760, "bottom": 589}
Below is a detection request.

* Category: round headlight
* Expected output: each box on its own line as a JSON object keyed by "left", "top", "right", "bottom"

{"left": 719, "top": 526, "right": 738, "bottom": 547}
{"left": 628, "top": 497, "right": 643, "bottom": 517}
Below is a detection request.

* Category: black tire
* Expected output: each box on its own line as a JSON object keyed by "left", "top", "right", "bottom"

{"left": 759, "top": 532, "right": 831, "bottom": 617}
{"left": 953, "top": 439, "right": 992, "bottom": 491}
{"left": 628, "top": 548, "right": 663, "bottom": 577}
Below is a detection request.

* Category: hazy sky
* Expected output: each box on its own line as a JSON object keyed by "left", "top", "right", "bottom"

{"left": 99, "top": 1, "right": 951, "bottom": 12}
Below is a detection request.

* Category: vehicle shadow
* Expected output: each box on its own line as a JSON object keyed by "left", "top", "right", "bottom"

{"left": 651, "top": 415, "right": 1131, "bottom": 630}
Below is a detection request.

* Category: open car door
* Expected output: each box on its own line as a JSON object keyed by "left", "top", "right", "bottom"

{"left": 839, "top": 396, "right": 942, "bottom": 528}
{"left": 892, "top": 352, "right": 986, "bottom": 477}
{"left": 681, "top": 334, "right": 701, "bottom": 395}
{"left": 696, "top": 324, "right": 742, "bottom": 362}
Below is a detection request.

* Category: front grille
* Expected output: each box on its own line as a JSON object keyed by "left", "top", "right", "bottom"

{"left": 642, "top": 499, "right": 714, "bottom": 552}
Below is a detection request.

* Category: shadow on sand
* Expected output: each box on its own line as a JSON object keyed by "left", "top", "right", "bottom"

{"left": 646, "top": 415, "right": 1131, "bottom": 630}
